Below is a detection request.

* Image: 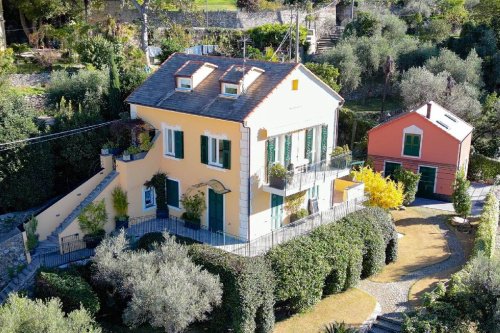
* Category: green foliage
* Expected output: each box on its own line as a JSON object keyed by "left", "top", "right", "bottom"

{"left": 144, "top": 172, "right": 168, "bottom": 211}
{"left": 331, "top": 144, "right": 351, "bottom": 157}
{"left": 237, "top": 0, "right": 259, "bottom": 11}
{"left": 78, "top": 199, "right": 107, "bottom": 236}
{"left": 108, "top": 53, "right": 122, "bottom": 119}
{"left": 138, "top": 132, "right": 152, "bottom": 151}
{"left": 420, "top": 18, "right": 453, "bottom": 43}
{"left": 468, "top": 153, "right": 500, "bottom": 181}
{"left": 452, "top": 169, "right": 472, "bottom": 219}
{"left": 323, "top": 321, "right": 359, "bottom": 333}
{"left": 269, "top": 163, "right": 288, "bottom": 179}
{"left": 189, "top": 244, "right": 275, "bottom": 333}
{"left": 472, "top": 190, "right": 499, "bottom": 258}
{"left": 136, "top": 232, "right": 166, "bottom": 252}
{"left": 268, "top": 208, "right": 396, "bottom": 313}
{"left": 0, "top": 48, "right": 15, "bottom": 88}
{"left": 0, "top": 93, "right": 55, "bottom": 213}
{"left": 247, "top": 24, "right": 307, "bottom": 51}
{"left": 305, "top": 62, "right": 342, "bottom": 92}
{"left": 394, "top": 168, "right": 421, "bottom": 205}
{"left": 0, "top": 294, "right": 101, "bottom": 332}
{"left": 472, "top": 93, "right": 500, "bottom": 157}
{"left": 319, "top": 42, "right": 362, "bottom": 93}
{"left": 76, "top": 36, "right": 115, "bottom": 70}
{"left": 46, "top": 68, "right": 109, "bottom": 112}
{"left": 111, "top": 186, "right": 128, "bottom": 220}
{"left": 159, "top": 39, "right": 187, "bottom": 63}
{"left": 36, "top": 270, "right": 100, "bottom": 316}
{"left": 25, "top": 216, "right": 39, "bottom": 252}
{"left": 291, "top": 208, "right": 309, "bottom": 222}
{"left": 180, "top": 190, "right": 206, "bottom": 221}
{"left": 344, "top": 11, "right": 382, "bottom": 38}
{"left": 285, "top": 191, "right": 306, "bottom": 216}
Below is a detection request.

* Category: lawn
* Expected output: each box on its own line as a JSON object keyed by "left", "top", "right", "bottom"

{"left": 273, "top": 288, "right": 376, "bottom": 333}
{"left": 370, "top": 207, "right": 452, "bottom": 283}
{"left": 344, "top": 97, "right": 403, "bottom": 113}
{"left": 194, "top": 0, "right": 237, "bottom": 11}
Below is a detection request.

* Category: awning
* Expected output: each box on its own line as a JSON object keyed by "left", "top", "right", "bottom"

{"left": 189, "top": 179, "right": 231, "bottom": 195}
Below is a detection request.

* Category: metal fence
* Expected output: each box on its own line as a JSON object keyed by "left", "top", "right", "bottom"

{"left": 224, "top": 196, "right": 366, "bottom": 257}
{"left": 127, "top": 215, "right": 247, "bottom": 247}
{"left": 39, "top": 242, "right": 95, "bottom": 268}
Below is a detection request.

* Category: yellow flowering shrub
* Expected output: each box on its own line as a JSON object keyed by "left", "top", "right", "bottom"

{"left": 352, "top": 166, "right": 404, "bottom": 209}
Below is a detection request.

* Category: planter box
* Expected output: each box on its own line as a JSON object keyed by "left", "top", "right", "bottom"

{"left": 133, "top": 152, "right": 148, "bottom": 160}
{"left": 156, "top": 209, "right": 169, "bottom": 219}
{"left": 122, "top": 154, "right": 131, "bottom": 161}
{"left": 101, "top": 148, "right": 110, "bottom": 155}
{"left": 269, "top": 176, "right": 286, "bottom": 190}
{"left": 185, "top": 218, "right": 201, "bottom": 230}
{"left": 115, "top": 218, "right": 129, "bottom": 230}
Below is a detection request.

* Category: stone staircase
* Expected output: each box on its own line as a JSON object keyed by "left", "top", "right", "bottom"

{"left": 316, "top": 27, "right": 344, "bottom": 53}
{"left": 368, "top": 315, "right": 402, "bottom": 333}
{"left": 32, "top": 171, "right": 118, "bottom": 257}
{"left": 0, "top": 171, "right": 119, "bottom": 304}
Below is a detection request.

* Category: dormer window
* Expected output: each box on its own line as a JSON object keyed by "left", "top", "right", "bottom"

{"left": 177, "top": 77, "right": 192, "bottom": 90}
{"left": 223, "top": 83, "right": 238, "bottom": 96}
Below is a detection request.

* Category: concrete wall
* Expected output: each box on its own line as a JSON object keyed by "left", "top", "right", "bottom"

{"left": 245, "top": 65, "right": 342, "bottom": 239}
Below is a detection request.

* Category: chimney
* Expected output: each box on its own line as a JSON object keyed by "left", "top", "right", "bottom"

{"left": 426, "top": 102, "right": 432, "bottom": 119}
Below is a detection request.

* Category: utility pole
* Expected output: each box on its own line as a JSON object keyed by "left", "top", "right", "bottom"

{"left": 240, "top": 36, "right": 250, "bottom": 93}
{"left": 289, "top": 7, "right": 293, "bottom": 61}
{"left": 295, "top": 3, "right": 300, "bottom": 63}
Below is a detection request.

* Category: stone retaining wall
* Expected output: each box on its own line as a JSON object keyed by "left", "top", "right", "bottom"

{"left": 0, "top": 232, "right": 28, "bottom": 291}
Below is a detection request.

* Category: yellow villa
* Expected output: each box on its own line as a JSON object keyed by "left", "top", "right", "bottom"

{"left": 34, "top": 53, "right": 364, "bottom": 256}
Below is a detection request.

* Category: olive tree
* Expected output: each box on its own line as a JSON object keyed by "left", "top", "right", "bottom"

{"left": 425, "top": 49, "right": 483, "bottom": 88}
{"left": 0, "top": 294, "right": 101, "bottom": 333}
{"left": 93, "top": 231, "right": 222, "bottom": 333}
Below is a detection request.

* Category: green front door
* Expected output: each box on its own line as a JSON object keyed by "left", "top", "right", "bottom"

{"left": 271, "top": 194, "right": 284, "bottom": 230}
{"left": 384, "top": 162, "right": 401, "bottom": 180}
{"left": 418, "top": 166, "right": 437, "bottom": 197}
{"left": 208, "top": 189, "right": 224, "bottom": 233}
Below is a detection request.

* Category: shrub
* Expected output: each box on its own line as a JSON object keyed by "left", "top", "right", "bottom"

{"left": 247, "top": 24, "right": 307, "bottom": 51}
{"left": 237, "top": 0, "right": 259, "bottom": 11}
{"left": 93, "top": 231, "right": 222, "bottom": 333}
{"left": 159, "top": 38, "right": 186, "bottom": 63}
{"left": 323, "top": 321, "right": 359, "bottom": 333}
{"left": 0, "top": 294, "right": 101, "bottom": 332}
{"left": 144, "top": 172, "right": 168, "bottom": 212}
{"left": 305, "top": 62, "right": 342, "bottom": 92}
{"left": 468, "top": 153, "right": 500, "bottom": 182}
{"left": 78, "top": 199, "right": 107, "bottom": 236}
{"left": 136, "top": 232, "right": 201, "bottom": 251}
{"left": 25, "top": 216, "right": 39, "bottom": 252}
{"left": 180, "top": 190, "right": 206, "bottom": 222}
{"left": 77, "top": 35, "right": 115, "bottom": 70}
{"left": 111, "top": 186, "right": 128, "bottom": 220}
{"left": 189, "top": 244, "right": 275, "bottom": 333}
{"left": 452, "top": 169, "right": 472, "bottom": 219}
{"left": 352, "top": 166, "right": 404, "bottom": 209}
{"left": 472, "top": 190, "right": 499, "bottom": 258}
{"left": 35, "top": 270, "right": 100, "bottom": 316}
{"left": 394, "top": 167, "right": 421, "bottom": 205}
{"left": 267, "top": 235, "right": 330, "bottom": 313}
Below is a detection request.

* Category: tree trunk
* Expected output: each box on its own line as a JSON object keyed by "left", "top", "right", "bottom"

{"left": 141, "top": 9, "right": 150, "bottom": 66}
{"left": 19, "top": 10, "right": 32, "bottom": 45}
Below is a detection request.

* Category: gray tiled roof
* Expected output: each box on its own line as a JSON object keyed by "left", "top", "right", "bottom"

{"left": 126, "top": 53, "right": 298, "bottom": 122}
{"left": 175, "top": 60, "right": 205, "bottom": 77}
{"left": 219, "top": 65, "right": 251, "bottom": 84}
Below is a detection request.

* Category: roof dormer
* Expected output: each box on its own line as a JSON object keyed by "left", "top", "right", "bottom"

{"left": 174, "top": 60, "right": 217, "bottom": 91}
{"left": 219, "top": 65, "right": 264, "bottom": 98}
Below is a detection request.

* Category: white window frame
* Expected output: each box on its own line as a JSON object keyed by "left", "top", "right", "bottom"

{"left": 222, "top": 83, "right": 239, "bottom": 96}
{"left": 177, "top": 77, "right": 192, "bottom": 90}
{"left": 401, "top": 125, "right": 423, "bottom": 159}
{"left": 142, "top": 186, "right": 156, "bottom": 211}
{"left": 208, "top": 136, "right": 224, "bottom": 167}
{"left": 164, "top": 127, "right": 175, "bottom": 157}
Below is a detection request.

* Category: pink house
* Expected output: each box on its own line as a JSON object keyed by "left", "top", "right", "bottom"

{"left": 367, "top": 101, "right": 473, "bottom": 200}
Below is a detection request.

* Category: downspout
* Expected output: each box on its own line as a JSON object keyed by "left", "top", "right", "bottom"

{"left": 243, "top": 121, "right": 251, "bottom": 243}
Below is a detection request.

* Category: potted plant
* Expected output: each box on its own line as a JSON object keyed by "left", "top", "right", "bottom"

{"left": 144, "top": 172, "right": 169, "bottom": 219}
{"left": 112, "top": 186, "right": 129, "bottom": 229}
{"left": 330, "top": 145, "right": 351, "bottom": 168}
{"left": 78, "top": 199, "right": 107, "bottom": 249}
{"left": 101, "top": 142, "right": 111, "bottom": 155}
{"left": 269, "top": 163, "right": 288, "bottom": 190}
{"left": 139, "top": 131, "right": 152, "bottom": 152}
{"left": 180, "top": 191, "right": 206, "bottom": 230}
{"left": 123, "top": 145, "right": 142, "bottom": 161}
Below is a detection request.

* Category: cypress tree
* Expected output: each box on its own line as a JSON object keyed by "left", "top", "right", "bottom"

{"left": 452, "top": 168, "right": 472, "bottom": 220}
{"left": 108, "top": 53, "right": 122, "bottom": 119}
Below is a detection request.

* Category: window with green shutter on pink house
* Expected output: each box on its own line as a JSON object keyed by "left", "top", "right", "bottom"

{"left": 403, "top": 134, "right": 421, "bottom": 157}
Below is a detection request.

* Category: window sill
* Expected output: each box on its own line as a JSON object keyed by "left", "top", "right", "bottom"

{"left": 168, "top": 205, "right": 182, "bottom": 211}
{"left": 218, "top": 93, "right": 238, "bottom": 99}
{"left": 402, "top": 154, "right": 421, "bottom": 159}
{"left": 206, "top": 164, "right": 228, "bottom": 172}
{"left": 164, "top": 154, "right": 182, "bottom": 161}
{"left": 144, "top": 205, "right": 156, "bottom": 211}
{"left": 175, "top": 88, "right": 192, "bottom": 93}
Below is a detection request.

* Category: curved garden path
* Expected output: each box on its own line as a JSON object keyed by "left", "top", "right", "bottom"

{"left": 357, "top": 207, "right": 467, "bottom": 320}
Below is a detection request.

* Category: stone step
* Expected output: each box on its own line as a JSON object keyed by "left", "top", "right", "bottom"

{"left": 378, "top": 315, "right": 402, "bottom": 326}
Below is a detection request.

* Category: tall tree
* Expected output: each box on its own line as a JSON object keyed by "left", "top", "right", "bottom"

{"left": 109, "top": 53, "right": 122, "bottom": 119}
{"left": 452, "top": 168, "right": 472, "bottom": 220}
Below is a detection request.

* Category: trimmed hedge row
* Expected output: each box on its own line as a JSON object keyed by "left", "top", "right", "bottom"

{"left": 473, "top": 190, "right": 499, "bottom": 258}
{"left": 35, "top": 270, "right": 100, "bottom": 316}
{"left": 188, "top": 244, "right": 275, "bottom": 333}
{"left": 267, "top": 207, "right": 398, "bottom": 313}
{"left": 468, "top": 153, "right": 500, "bottom": 182}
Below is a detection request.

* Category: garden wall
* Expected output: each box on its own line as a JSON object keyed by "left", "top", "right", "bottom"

{"left": 0, "top": 231, "right": 28, "bottom": 291}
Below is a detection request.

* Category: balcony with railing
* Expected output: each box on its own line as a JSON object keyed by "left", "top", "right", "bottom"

{"left": 263, "top": 152, "right": 353, "bottom": 196}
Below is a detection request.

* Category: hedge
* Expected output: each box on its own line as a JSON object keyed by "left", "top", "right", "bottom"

{"left": 188, "top": 244, "right": 275, "bottom": 333}
{"left": 468, "top": 153, "right": 500, "bottom": 182}
{"left": 472, "top": 190, "right": 499, "bottom": 258}
{"left": 268, "top": 207, "right": 397, "bottom": 313}
{"left": 35, "top": 270, "right": 100, "bottom": 316}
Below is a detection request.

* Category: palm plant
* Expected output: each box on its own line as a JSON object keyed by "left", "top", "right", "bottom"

{"left": 322, "top": 321, "right": 359, "bottom": 333}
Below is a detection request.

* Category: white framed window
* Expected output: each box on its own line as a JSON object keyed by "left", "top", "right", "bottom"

{"left": 143, "top": 187, "right": 156, "bottom": 210}
{"left": 164, "top": 128, "right": 175, "bottom": 156}
{"left": 177, "top": 77, "right": 192, "bottom": 90}
{"left": 222, "top": 83, "right": 239, "bottom": 96}
{"left": 209, "top": 137, "right": 224, "bottom": 167}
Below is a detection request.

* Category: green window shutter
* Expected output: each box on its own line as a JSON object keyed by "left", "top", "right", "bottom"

{"left": 412, "top": 135, "right": 421, "bottom": 156}
{"left": 403, "top": 134, "right": 421, "bottom": 157}
{"left": 305, "top": 128, "right": 313, "bottom": 163}
{"left": 284, "top": 135, "right": 292, "bottom": 167}
{"left": 166, "top": 179, "right": 179, "bottom": 208}
{"left": 222, "top": 140, "right": 231, "bottom": 170}
{"left": 200, "top": 135, "right": 208, "bottom": 164}
{"left": 266, "top": 138, "right": 276, "bottom": 167}
{"left": 320, "top": 125, "right": 328, "bottom": 161}
{"left": 174, "top": 131, "right": 184, "bottom": 159}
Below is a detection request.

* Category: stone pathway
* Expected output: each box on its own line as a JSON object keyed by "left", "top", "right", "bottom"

{"left": 358, "top": 214, "right": 466, "bottom": 320}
